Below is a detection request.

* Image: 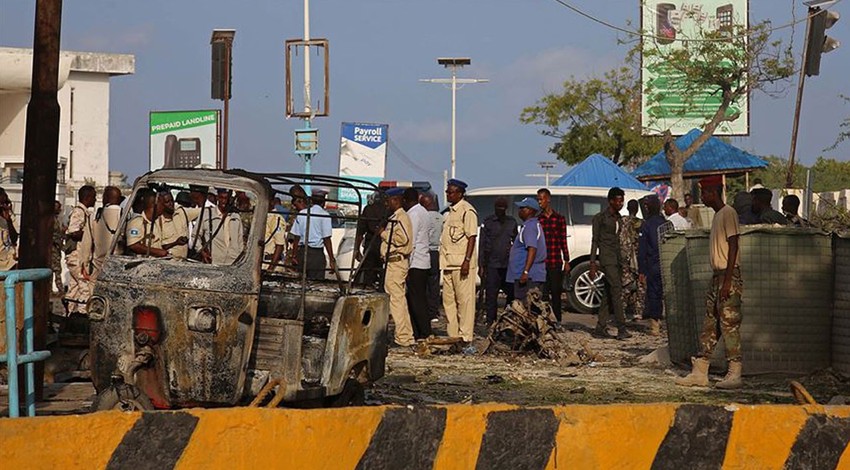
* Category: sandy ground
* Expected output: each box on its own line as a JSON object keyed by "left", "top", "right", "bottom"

{"left": 369, "top": 311, "right": 850, "bottom": 406}
{"left": 4, "top": 307, "right": 848, "bottom": 415}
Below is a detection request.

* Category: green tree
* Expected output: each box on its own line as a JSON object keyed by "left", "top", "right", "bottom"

{"left": 520, "top": 66, "right": 662, "bottom": 166}
{"left": 644, "top": 22, "right": 794, "bottom": 200}
{"left": 829, "top": 95, "right": 850, "bottom": 151}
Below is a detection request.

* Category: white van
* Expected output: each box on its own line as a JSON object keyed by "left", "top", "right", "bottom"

{"left": 465, "top": 185, "right": 653, "bottom": 314}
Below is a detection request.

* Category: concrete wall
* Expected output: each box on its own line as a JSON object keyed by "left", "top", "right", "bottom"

{"left": 2, "top": 405, "right": 850, "bottom": 469}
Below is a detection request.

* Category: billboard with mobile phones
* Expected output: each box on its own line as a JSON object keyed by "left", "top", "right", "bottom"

{"left": 338, "top": 122, "right": 388, "bottom": 203}
{"left": 641, "top": 1, "right": 749, "bottom": 136}
{"left": 149, "top": 110, "right": 220, "bottom": 171}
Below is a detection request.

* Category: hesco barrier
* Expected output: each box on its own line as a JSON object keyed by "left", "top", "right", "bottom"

{"left": 659, "top": 233, "right": 694, "bottom": 365}
{"left": 834, "top": 235, "right": 850, "bottom": 374}
{"left": 2, "top": 405, "right": 850, "bottom": 469}
{"left": 662, "top": 227, "right": 834, "bottom": 374}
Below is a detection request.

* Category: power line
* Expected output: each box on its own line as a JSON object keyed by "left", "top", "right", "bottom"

{"left": 548, "top": 0, "right": 844, "bottom": 43}
{"left": 387, "top": 138, "right": 443, "bottom": 178}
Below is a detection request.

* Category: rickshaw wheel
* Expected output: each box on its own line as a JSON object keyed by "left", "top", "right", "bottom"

{"left": 326, "top": 379, "right": 366, "bottom": 407}
{"left": 91, "top": 383, "right": 154, "bottom": 412}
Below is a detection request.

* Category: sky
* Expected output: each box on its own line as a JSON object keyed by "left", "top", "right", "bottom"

{"left": 2, "top": 0, "right": 849, "bottom": 189}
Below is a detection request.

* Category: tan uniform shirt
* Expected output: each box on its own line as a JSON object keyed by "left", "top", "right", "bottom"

{"left": 439, "top": 198, "right": 478, "bottom": 270}
{"left": 93, "top": 204, "right": 121, "bottom": 273}
{"left": 159, "top": 206, "right": 191, "bottom": 259}
{"left": 264, "top": 213, "right": 287, "bottom": 257}
{"left": 126, "top": 213, "right": 163, "bottom": 253}
{"left": 67, "top": 203, "right": 95, "bottom": 270}
{"left": 0, "top": 216, "right": 17, "bottom": 270}
{"left": 195, "top": 206, "right": 244, "bottom": 265}
{"left": 381, "top": 207, "right": 413, "bottom": 259}
{"left": 710, "top": 204, "right": 740, "bottom": 271}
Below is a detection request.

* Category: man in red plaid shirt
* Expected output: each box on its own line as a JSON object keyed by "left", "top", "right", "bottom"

{"left": 536, "top": 188, "right": 570, "bottom": 322}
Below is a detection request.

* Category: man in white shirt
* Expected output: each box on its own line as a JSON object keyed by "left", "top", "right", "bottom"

{"left": 289, "top": 192, "right": 336, "bottom": 280}
{"left": 195, "top": 188, "right": 244, "bottom": 265}
{"left": 403, "top": 187, "right": 432, "bottom": 339}
{"left": 664, "top": 198, "right": 692, "bottom": 230}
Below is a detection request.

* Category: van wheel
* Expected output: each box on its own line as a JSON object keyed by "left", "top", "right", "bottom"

{"left": 568, "top": 261, "right": 605, "bottom": 315}
{"left": 326, "top": 379, "right": 366, "bottom": 407}
{"left": 91, "top": 384, "right": 154, "bottom": 412}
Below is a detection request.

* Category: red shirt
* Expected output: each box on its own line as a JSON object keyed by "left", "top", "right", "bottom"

{"left": 538, "top": 210, "right": 568, "bottom": 269}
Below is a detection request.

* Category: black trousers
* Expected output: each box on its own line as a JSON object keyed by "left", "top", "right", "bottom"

{"left": 426, "top": 250, "right": 441, "bottom": 319}
{"left": 542, "top": 267, "right": 564, "bottom": 321}
{"left": 407, "top": 268, "right": 432, "bottom": 339}
{"left": 355, "top": 237, "right": 383, "bottom": 287}
{"left": 484, "top": 266, "right": 514, "bottom": 324}
{"left": 299, "top": 246, "right": 326, "bottom": 280}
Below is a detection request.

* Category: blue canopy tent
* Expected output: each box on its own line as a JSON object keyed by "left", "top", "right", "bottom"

{"left": 552, "top": 154, "right": 647, "bottom": 190}
{"left": 632, "top": 129, "right": 768, "bottom": 181}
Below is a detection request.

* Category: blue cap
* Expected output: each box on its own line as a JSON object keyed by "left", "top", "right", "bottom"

{"left": 447, "top": 179, "right": 468, "bottom": 190}
{"left": 514, "top": 197, "right": 540, "bottom": 211}
{"left": 385, "top": 187, "right": 405, "bottom": 197}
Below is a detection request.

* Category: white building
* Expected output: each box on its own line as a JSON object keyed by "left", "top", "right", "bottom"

{"left": 0, "top": 47, "right": 134, "bottom": 213}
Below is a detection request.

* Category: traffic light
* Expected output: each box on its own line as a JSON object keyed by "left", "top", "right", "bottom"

{"left": 804, "top": 6, "right": 840, "bottom": 77}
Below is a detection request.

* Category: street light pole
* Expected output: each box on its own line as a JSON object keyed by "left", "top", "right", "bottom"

{"left": 420, "top": 57, "right": 488, "bottom": 179}
{"left": 303, "top": 0, "right": 313, "bottom": 178}
{"left": 451, "top": 66, "right": 457, "bottom": 179}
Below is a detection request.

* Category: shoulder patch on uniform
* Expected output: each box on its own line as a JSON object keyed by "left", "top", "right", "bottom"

{"left": 129, "top": 228, "right": 140, "bottom": 236}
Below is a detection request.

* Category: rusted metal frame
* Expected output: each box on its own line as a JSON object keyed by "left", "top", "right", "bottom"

{"left": 284, "top": 39, "right": 330, "bottom": 118}
{"left": 258, "top": 172, "right": 382, "bottom": 290}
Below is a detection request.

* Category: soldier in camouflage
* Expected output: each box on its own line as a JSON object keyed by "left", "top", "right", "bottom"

{"left": 619, "top": 200, "right": 644, "bottom": 321}
{"left": 52, "top": 200, "right": 66, "bottom": 294}
{"left": 676, "top": 175, "right": 743, "bottom": 390}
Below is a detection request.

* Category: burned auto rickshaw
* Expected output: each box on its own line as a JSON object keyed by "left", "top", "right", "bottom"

{"left": 88, "top": 169, "right": 390, "bottom": 410}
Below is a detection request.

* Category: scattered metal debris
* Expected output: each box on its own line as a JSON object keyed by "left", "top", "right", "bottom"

{"left": 481, "top": 288, "right": 584, "bottom": 366}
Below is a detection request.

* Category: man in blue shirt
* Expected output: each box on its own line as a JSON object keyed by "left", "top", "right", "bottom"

{"left": 507, "top": 197, "right": 547, "bottom": 301}
{"left": 289, "top": 191, "right": 336, "bottom": 280}
{"left": 638, "top": 195, "right": 667, "bottom": 336}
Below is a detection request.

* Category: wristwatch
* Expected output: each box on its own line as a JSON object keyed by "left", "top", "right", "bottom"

{"left": 522, "top": 269, "right": 529, "bottom": 275}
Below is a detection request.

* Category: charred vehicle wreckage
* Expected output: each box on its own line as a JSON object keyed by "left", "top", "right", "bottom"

{"left": 88, "top": 169, "right": 392, "bottom": 410}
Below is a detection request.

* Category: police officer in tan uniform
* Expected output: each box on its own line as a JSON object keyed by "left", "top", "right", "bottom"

{"left": 440, "top": 179, "right": 478, "bottom": 343}
{"left": 0, "top": 188, "right": 19, "bottom": 271}
{"left": 65, "top": 185, "right": 96, "bottom": 314}
{"left": 156, "top": 190, "right": 190, "bottom": 259}
{"left": 92, "top": 186, "right": 122, "bottom": 277}
{"left": 264, "top": 193, "right": 287, "bottom": 272}
{"left": 126, "top": 188, "right": 168, "bottom": 257}
{"left": 378, "top": 187, "right": 415, "bottom": 347}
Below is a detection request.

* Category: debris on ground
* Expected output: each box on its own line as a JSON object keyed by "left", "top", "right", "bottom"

{"left": 481, "top": 288, "right": 583, "bottom": 366}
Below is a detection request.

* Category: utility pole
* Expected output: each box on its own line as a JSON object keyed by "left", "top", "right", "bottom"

{"left": 420, "top": 58, "right": 488, "bottom": 179}
{"left": 285, "top": 1, "right": 328, "bottom": 190}
{"left": 302, "top": 0, "right": 313, "bottom": 177}
{"left": 19, "top": 0, "right": 63, "bottom": 400}
{"left": 786, "top": 0, "right": 841, "bottom": 187}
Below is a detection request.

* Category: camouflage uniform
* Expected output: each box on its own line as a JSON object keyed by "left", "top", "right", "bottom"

{"left": 700, "top": 267, "right": 743, "bottom": 361}
{"left": 619, "top": 215, "right": 645, "bottom": 319}
{"left": 52, "top": 216, "right": 65, "bottom": 293}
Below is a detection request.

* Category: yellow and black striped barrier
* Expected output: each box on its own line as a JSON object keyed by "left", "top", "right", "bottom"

{"left": 2, "top": 404, "right": 850, "bottom": 469}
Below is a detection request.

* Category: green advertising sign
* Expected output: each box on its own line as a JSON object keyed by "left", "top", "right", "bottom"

{"left": 149, "top": 110, "right": 220, "bottom": 171}
{"left": 641, "top": 1, "right": 749, "bottom": 136}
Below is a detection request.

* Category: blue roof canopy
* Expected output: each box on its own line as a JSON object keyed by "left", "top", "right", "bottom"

{"left": 552, "top": 154, "right": 647, "bottom": 190}
{"left": 632, "top": 129, "right": 768, "bottom": 181}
